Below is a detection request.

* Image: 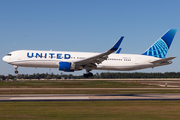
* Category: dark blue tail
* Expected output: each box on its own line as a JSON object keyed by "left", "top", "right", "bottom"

{"left": 142, "top": 29, "right": 177, "bottom": 58}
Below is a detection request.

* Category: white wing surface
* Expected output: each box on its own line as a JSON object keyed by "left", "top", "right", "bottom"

{"left": 74, "top": 37, "right": 124, "bottom": 70}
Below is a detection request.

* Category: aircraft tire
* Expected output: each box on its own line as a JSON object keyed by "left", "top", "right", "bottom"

{"left": 84, "top": 74, "right": 89, "bottom": 78}
{"left": 15, "top": 70, "right": 18, "bottom": 74}
{"left": 88, "top": 72, "right": 93, "bottom": 76}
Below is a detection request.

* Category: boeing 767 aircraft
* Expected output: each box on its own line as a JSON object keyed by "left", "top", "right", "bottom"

{"left": 3, "top": 29, "right": 177, "bottom": 77}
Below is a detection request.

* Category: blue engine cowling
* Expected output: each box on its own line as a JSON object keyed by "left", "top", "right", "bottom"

{"left": 59, "top": 62, "right": 74, "bottom": 72}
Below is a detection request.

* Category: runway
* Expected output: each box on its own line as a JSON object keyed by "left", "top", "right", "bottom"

{"left": 1, "top": 88, "right": 180, "bottom": 90}
{"left": 1, "top": 94, "right": 180, "bottom": 101}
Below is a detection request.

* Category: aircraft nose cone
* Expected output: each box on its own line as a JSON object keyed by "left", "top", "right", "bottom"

{"left": 2, "top": 56, "right": 8, "bottom": 63}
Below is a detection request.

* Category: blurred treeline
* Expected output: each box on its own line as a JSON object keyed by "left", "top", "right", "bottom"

{"left": 1, "top": 72, "right": 180, "bottom": 80}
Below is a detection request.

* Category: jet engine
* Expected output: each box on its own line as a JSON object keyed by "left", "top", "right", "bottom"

{"left": 59, "top": 62, "right": 75, "bottom": 72}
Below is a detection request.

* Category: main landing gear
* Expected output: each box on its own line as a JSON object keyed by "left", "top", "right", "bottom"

{"left": 83, "top": 72, "right": 93, "bottom": 78}
{"left": 14, "top": 65, "right": 18, "bottom": 74}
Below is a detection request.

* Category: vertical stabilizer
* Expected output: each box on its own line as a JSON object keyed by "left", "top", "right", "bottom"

{"left": 142, "top": 29, "right": 177, "bottom": 58}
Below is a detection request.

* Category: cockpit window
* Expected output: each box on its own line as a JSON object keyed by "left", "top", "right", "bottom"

{"left": 7, "top": 54, "right": 12, "bottom": 56}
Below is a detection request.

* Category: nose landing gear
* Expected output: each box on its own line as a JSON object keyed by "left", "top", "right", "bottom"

{"left": 14, "top": 65, "right": 18, "bottom": 74}
{"left": 15, "top": 70, "right": 18, "bottom": 74}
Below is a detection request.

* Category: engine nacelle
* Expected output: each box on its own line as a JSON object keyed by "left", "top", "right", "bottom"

{"left": 59, "top": 62, "right": 74, "bottom": 72}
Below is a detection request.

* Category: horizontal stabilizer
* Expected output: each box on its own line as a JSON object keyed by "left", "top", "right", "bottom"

{"left": 150, "top": 57, "right": 176, "bottom": 64}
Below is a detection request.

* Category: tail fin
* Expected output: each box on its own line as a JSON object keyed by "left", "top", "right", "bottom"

{"left": 142, "top": 29, "right": 177, "bottom": 58}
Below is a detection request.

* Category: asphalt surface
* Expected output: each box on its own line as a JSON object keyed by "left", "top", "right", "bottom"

{"left": 1, "top": 94, "right": 180, "bottom": 101}
{"left": 1, "top": 88, "right": 180, "bottom": 90}
{"left": 1, "top": 79, "right": 180, "bottom": 101}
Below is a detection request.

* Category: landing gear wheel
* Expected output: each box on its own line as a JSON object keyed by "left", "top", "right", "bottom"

{"left": 88, "top": 72, "right": 93, "bottom": 76}
{"left": 15, "top": 70, "right": 18, "bottom": 74}
{"left": 83, "top": 72, "right": 93, "bottom": 78}
{"left": 14, "top": 65, "right": 18, "bottom": 74}
{"left": 84, "top": 74, "right": 89, "bottom": 78}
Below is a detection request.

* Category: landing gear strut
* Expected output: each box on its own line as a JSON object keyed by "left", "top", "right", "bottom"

{"left": 14, "top": 65, "right": 18, "bottom": 74}
{"left": 83, "top": 72, "right": 93, "bottom": 78}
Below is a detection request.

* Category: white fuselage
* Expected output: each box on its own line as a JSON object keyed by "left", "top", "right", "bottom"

{"left": 3, "top": 50, "right": 171, "bottom": 71}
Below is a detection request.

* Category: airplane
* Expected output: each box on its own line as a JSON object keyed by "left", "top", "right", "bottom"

{"left": 2, "top": 29, "right": 177, "bottom": 78}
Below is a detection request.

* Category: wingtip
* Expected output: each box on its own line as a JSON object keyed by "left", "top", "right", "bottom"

{"left": 110, "top": 36, "right": 124, "bottom": 51}
{"left": 116, "top": 48, "right": 122, "bottom": 54}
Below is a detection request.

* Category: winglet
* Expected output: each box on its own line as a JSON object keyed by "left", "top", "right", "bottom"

{"left": 110, "top": 36, "right": 124, "bottom": 51}
{"left": 116, "top": 48, "right": 122, "bottom": 54}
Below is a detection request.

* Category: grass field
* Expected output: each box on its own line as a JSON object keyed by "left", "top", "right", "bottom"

{"left": 1, "top": 88, "right": 180, "bottom": 94}
{"left": 1, "top": 80, "right": 180, "bottom": 94}
{"left": 0, "top": 101, "right": 180, "bottom": 120}
{"left": 1, "top": 80, "right": 180, "bottom": 120}
{"left": 0, "top": 80, "right": 154, "bottom": 88}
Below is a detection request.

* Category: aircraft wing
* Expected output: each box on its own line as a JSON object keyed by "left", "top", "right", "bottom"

{"left": 74, "top": 37, "right": 124, "bottom": 68}
{"left": 150, "top": 57, "right": 176, "bottom": 64}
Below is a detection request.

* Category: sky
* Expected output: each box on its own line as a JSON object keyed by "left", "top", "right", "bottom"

{"left": 0, "top": 0, "right": 180, "bottom": 76}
